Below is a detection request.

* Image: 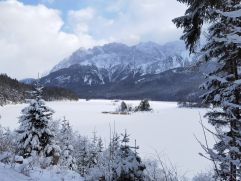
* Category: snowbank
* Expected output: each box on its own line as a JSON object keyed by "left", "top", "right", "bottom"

{"left": 0, "top": 163, "right": 83, "bottom": 181}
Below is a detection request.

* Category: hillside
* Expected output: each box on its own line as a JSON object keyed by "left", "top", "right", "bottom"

{"left": 41, "top": 65, "right": 205, "bottom": 102}
{"left": 0, "top": 74, "right": 78, "bottom": 105}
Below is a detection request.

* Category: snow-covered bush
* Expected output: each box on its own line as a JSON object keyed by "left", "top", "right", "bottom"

{"left": 143, "top": 158, "right": 186, "bottom": 181}
{"left": 0, "top": 125, "right": 15, "bottom": 154}
{"left": 144, "top": 159, "right": 168, "bottom": 181}
{"left": 0, "top": 125, "right": 17, "bottom": 164}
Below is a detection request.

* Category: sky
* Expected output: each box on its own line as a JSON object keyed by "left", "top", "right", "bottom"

{"left": 0, "top": 0, "right": 187, "bottom": 79}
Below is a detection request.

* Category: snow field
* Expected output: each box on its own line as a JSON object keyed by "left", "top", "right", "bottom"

{"left": 0, "top": 99, "right": 214, "bottom": 178}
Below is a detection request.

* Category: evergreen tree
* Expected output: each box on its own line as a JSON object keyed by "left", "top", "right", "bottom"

{"left": 174, "top": 0, "right": 241, "bottom": 180}
{"left": 59, "top": 117, "right": 77, "bottom": 170}
{"left": 136, "top": 99, "right": 151, "bottom": 112}
{"left": 120, "top": 101, "right": 128, "bottom": 112}
{"left": 110, "top": 133, "right": 121, "bottom": 159}
{"left": 112, "top": 131, "right": 146, "bottom": 181}
{"left": 86, "top": 132, "right": 146, "bottom": 181}
{"left": 88, "top": 131, "right": 100, "bottom": 170}
{"left": 75, "top": 136, "right": 90, "bottom": 176}
{"left": 97, "top": 137, "right": 104, "bottom": 154}
{"left": 16, "top": 85, "right": 60, "bottom": 165}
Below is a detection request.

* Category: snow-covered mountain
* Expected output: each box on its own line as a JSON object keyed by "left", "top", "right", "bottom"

{"left": 51, "top": 41, "right": 191, "bottom": 77}
{"left": 41, "top": 41, "right": 204, "bottom": 101}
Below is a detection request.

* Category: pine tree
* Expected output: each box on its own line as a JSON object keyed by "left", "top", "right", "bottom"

{"left": 16, "top": 85, "right": 60, "bottom": 165}
{"left": 174, "top": 0, "right": 241, "bottom": 180}
{"left": 120, "top": 101, "right": 128, "bottom": 112}
{"left": 59, "top": 117, "right": 77, "bottom": 170}
{"left": 86, "top": 131, "right": 147, "bottom": 181}
{"left": 97, "top": 137, "right": 104, "bottom": 154}
{"left": 75, "top": 136, "right": 90, "bottom": 176}
{"left": 88, "top": 131, "right": 100, "bottom": 170}
{"left": 112, "top": 131, "right": 146, "bottom": 181}
{"left": 110, "top": 133, "right": 121, "bottom": 159}
{"left": 136, "top": 99, "right": 151, "bottom": 111}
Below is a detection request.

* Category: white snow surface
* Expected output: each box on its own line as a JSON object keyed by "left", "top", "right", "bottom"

{"left": 0, "top": 163, "right": 83, "bottom": 181}
{"left": 0, "top": 100, "right": 214, "bottom": 179}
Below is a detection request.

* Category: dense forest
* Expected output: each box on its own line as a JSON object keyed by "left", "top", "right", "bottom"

{"left": 0, "top": 74, "right": 79, "bottom": 105}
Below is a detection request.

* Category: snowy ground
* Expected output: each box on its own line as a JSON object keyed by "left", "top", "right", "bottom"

{"left": 0, "top": 163, "right": 83, "bottom": 181}
{"left": 0, "top": 100, "right": 214, "bottom": 179}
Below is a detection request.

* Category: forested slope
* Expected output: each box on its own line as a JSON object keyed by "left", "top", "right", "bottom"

{"left": 0, "top": 74, "right": 78, "bottom": 105}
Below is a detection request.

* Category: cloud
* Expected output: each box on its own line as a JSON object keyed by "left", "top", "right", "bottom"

{"left": 67, "top": 0, "right": 187, "bottom": 45}
{"left": 0, "top": 0, "right": 187, "bottom": 79}
{"left": 0, "top": 0, "right": 98, "bottom": 79}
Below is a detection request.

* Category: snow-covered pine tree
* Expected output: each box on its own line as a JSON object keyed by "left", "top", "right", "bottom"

{"left": 85, "top": 147, "right": 111, "bottom": 181}
{"left": 98, "top": 133, "right": 121, "bottom": 181}
{"left": 75, "top": 136, "right": 90, "bottom": 176}
{"left": 87, "top": 131, "right": 100, "bottom": 170}
{"left": 120, "top": 101, "right": 128, "bottom": 112}
{"left": 173, "top": 0, "right": 241, "bottom": 180}
{"left": 112, "top": 131, "right": 146, "bottom": 181}
{"left": 86, "top": 131, "right": 147, "bottom": 181}
{"left": 97, "top": 137, "right": 104, "bottom": 154}
{"left": 16, "top": 85, "right": 60, "bottom": 165}
{"left": 110, "top": 133, "right": 120, "bottom": 159}
{"left": 59, "top": 117, "right": 77, "bottom": 170}
{"left": 136, "top": 99, "right": 151, "bottom": 112}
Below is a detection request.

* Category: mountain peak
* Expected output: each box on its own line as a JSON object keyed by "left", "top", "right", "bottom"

{"left": 51, "top": 40, "right": 190, "bottom": 73}
{"left": 136, "top": 41, "right": 161, "bottom": 48}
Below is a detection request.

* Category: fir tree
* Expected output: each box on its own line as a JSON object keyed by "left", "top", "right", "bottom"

{"left": 16, "top": 85, "right": 60, "bottom": 165}
{"left": 112, "top": 131, "right": 146, "bottom": 181}
{"left": 75, "top": 136, "right": 90, "bottom": 176}
{"left": 136, "top": 99, "right": 151, "bottom": 112}
{"left": 174, "top": 0, "right": 241, "bottom": 180}
{"left": 97, "top": 137, "right": 104, "bottom": 154}
{"left": 59, "top": 117, "right": 77, "bottom": 170}
{"left": 120, "top": 101, "right": 128, "bottom": 112}
{"left": 86, "top": 131, "right": 146, "bottom": 181}
{"left": 88, "top": 131, "right": 100, "bottom": 170}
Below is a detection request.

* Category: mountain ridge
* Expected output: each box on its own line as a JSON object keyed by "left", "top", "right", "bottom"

{"left": 51, "top": 41, "right": 191, "bottom": 75}
{"left": 40, "top": 40, "right": 204, "bottom": 102}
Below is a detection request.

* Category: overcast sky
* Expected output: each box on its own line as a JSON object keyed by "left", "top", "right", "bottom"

{"left": 0, "top": 0, "right": 187, "bottom": 79}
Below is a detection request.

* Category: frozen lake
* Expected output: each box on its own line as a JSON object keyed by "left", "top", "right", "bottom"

{"left": 0, "top": 100, "right": 213, "bottom": 178}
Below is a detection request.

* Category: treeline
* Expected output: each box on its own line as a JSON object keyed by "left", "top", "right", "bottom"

{"left": 0, "top": 74, "right": 79, "bottom": 105}
{"left": 42, "top": 86, "right": 79, "bottom": 101}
